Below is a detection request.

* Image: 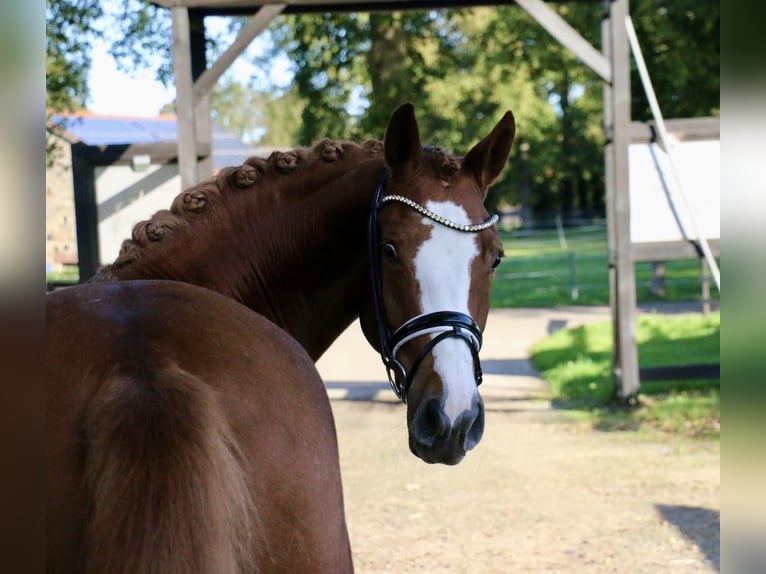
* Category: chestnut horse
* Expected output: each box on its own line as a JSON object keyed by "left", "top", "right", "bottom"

{"left": 47, "top": 280, "right": 352, "bottom": 573}
{"left": 47, "top": 103, "right": 515, "bottom": 571}
{"left": 94, "top": 103, "right": 515, "bottom": 464}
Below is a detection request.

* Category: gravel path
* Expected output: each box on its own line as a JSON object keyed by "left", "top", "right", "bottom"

{"left": 317, "top": 307, "right": 720, "bottom": 573}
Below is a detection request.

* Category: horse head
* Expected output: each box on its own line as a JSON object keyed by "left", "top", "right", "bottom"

{"left": 361, "top": 103, "right": 516, "bottom": 465}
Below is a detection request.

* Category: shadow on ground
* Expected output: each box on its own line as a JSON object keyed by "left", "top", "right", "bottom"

{"left": 656, "top": 504, "right": 720, "bottom": 571}
{"left": 481, "top": 358, "right": 539, "bottom": 377}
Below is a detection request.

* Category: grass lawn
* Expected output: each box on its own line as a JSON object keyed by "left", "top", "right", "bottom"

{"left": 46, "top": 265, "right": 79, "bottom": 287}
{"left": 530, "top": 312, "right": 720, "bottom": 440}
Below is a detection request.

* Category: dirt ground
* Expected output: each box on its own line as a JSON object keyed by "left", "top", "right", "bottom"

{"left": 317, "top": 307, "right": 720, "bottom": 573}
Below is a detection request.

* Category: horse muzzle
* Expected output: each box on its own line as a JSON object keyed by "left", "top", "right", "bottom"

{"left": 408, "top": 396, "right": 485, "bottom": 465}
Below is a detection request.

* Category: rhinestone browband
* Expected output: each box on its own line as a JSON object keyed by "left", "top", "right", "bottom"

{"left": 379, "top": 194, "right": 499, "bottom": 232}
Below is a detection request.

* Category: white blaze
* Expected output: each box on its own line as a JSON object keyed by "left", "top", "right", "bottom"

{"left": 413, "top": 200, "right": 479, "bottom": 423}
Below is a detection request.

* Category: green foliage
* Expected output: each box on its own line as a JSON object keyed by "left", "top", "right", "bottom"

{"left": 265, "top": 12, "right": 369, "bottom": 143}
{"left": 46, "top": 0, "right": 103, "bottom": 111}
{"left": 259, "top": 3, "right": 717, "bottom": 213}
{"left": 107, "top": 0, "right": 173, "bottom": 86}
{"left": 47, "top": 265, "right": 79, "bottom": 286}
{"left": 530, "top": 313, "right": 720, "bottom": 439}
{"left": 630, "top": 0, "right": 720, "bottom": 120}
{"left": 46, "top": 2, "right": 719, "bottom": 215}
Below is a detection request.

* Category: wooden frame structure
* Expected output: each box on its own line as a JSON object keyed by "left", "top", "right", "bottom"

{"left": 144, "top": 0, "right": 650, "bottom": 399}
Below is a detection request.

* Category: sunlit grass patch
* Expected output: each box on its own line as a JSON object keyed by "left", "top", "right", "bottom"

{"left": 530, "top": 312, "right": 720, "bottom": 439}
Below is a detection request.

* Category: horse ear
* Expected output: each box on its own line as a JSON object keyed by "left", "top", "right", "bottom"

{"left": 463, "top": 110, "right": 516, "bottom": 198}
{"left": 384, "top": 102, "right": 422, "bottom": 171}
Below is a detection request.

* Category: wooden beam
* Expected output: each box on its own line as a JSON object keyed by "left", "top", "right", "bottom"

{"left": 171, "top": 6, "right": 199, "bottom": 190}
{"left": 151, "top": 0, "right": 601, "bottom": 17}
{"left": 640, "top": 364, "right": 720, "bottom": 382}
{"left": 516, "top": 0, "right": 611, "bottom": 83}
{"left": 631, "top": 239, "right": 720, "bottom": 262}
{"left": 629, "top": 117, "right": 720, "bottom": 144}
{"left": 192, "top": 4, "right": 286, "bottom": 103}
{"left": 78, "top": 142, "right": 212, "bottom": 166}
{"left": 152, "top": 0, "right": 502, "bottom": 10}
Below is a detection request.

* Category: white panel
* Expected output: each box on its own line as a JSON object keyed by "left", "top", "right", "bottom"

{"left": 629, "top": 139, "right": 720, "bottom": 243}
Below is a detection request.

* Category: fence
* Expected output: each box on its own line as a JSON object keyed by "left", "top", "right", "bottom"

{"left": 491, "top": 221, "right": 719, "bottom": 309}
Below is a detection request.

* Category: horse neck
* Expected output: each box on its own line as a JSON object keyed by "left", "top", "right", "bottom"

{"left": 109, "top": 154, "right": 384, "bottom": 360}
{"left": 240, "top": 160, "right": 383, "bottom": 359}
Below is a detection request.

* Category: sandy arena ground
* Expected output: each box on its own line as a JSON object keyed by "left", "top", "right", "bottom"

{"left": 316, "top": 307, "right": 720, "bottom": 573}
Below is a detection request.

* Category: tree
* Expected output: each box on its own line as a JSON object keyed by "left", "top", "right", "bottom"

{"left": 265, "top": 12, "right": 368, "bottom": 142}
{"left": 630, "top": 0, "right": 720, "bottom": 120}
{"left": 259, "top": 3, "right": 717, "bottom": 218}
{"left": 46, "top": 1, "right": 718, "bottom": 216}
{"left": 210, "top": 77, "right": 304, "bottom": 147}
{"left": 46, "top": 0, "right": 103, "bottom": 112}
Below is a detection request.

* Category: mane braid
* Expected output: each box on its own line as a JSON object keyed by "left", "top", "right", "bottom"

{"left": 422, "top": 147, "right": 461, "bottom": 183}
{"left": 91, "top": 138, "right": 384, "bottom": 281}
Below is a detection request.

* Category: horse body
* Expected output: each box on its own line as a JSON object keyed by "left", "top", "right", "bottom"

{"left": 47, "top": 103, "right": 515, "bottom": 572}
{"left": 47, "top": 280, "right": 352, "bottom": 573}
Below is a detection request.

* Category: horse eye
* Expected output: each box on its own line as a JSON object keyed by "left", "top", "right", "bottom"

{"left": 492, "top": 254, "right": 503, "bottom": 270}
{"left": 383, "top": 243, "right": 399, "bottom": 262}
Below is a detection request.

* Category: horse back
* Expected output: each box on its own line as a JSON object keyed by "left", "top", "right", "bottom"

{"left": 47, "top": 280, "right": 352, "bottom": 573}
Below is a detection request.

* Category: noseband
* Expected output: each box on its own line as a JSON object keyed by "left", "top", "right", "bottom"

{"left": 368, "top": 165, "right": 498, "bottom": 402}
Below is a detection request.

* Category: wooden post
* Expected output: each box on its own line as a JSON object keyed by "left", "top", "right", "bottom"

{"left": 602, "top": 4, "right": 617, "bottom": 385}
{"left": 190, "top": 9, "right": 213, "bottom": 181}
{"left": 650, "top": 261, "right": 666, "bottom": 297}
{"left": 171, "top": 6, "right": 198, "bottom": 191}
{"left": 604, "top": 0, "right": 640, "bottom": 401}
{"left": 70, "top": 145, "right": 99, "bottom": 281}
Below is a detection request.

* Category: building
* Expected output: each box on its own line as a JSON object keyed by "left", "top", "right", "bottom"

{"left": 46, "top": 112, "right": 268, "bottom": 276}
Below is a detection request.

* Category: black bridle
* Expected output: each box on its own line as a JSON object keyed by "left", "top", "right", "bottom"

{"left": 368, "top": 165, "right": 498, "bottom": 402}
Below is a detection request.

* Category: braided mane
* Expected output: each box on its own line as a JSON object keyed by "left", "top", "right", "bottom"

{"left": 91, "top": 137, "right": 463, "bottom": 282}
{"left": 92, "top": 138, "right": 385, "bottom": 280}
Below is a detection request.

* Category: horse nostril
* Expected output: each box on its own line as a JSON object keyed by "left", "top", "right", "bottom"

{"left": 462, "top": 402, "right": 485, "bottom": 451}
{"left": 412, "top": 398, "right": 448, "bottom": 448}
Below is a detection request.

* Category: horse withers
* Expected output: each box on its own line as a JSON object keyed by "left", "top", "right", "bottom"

{"left": 47, "top": 280, "right": 353, "bottom": 573}
{"left": 93, "top": 103, "right": 516, "bottom": 465}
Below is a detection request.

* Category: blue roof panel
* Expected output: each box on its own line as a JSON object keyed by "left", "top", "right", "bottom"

{"left": 51, "top": 114, "right": 264, "bottom": 168}
{"left": 52, "top": 116, "right": 180, "bottom": 145}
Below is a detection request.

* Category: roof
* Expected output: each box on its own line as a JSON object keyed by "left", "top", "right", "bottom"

{"left": 48, "top": 112, "right": 268, "bottom": 170}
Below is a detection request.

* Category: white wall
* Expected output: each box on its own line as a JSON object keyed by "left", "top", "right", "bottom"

{"left": 95, "top": 164, "right": 182, "bottom": 264}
